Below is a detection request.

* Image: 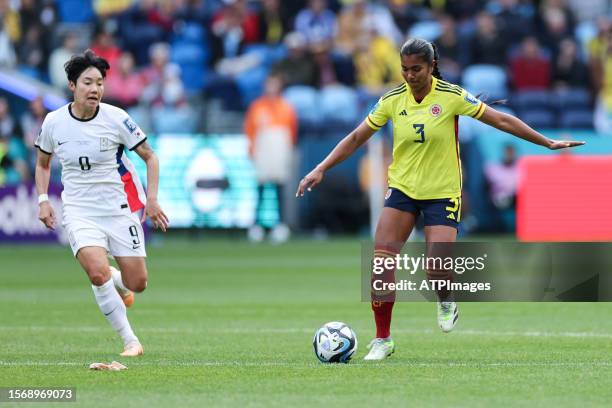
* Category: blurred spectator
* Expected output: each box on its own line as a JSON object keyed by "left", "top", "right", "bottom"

{"left": 48, "top": 32, "right": 78, "bottom": 91}
{"left": 244, "top": 73, "right": 297, "bottom": 243}
{"left": 17, "top": 23, "right": 45, "bottom": 79}
{"left": 173, "top": 0, "right": 211, "bottom": 25}
{"left": 0, "top": 20, "right": 16, "bottom": 68}
{"left": 311, "top": 40, "right": 343, "bottom": 87}
{"left": 388, "top": 0, "right": 423, "bottom": 34}
{"left": 537, "top": 0, "right": 576, "bottom": 57}
{"left": 0, "top": 0, "right": 21, "bottom": 44}
{"left": 510, "top": 36, "right": 551, "bottom": 90}
{"left": 335, "top": 0, "right": 401, "bottom": 56}
{"left": 94, "top": 0, "right": 133, "bottom": 17}
{"left": 484, "top": 144, "right": 518, "bottom": 231}
{"left": 468, "top": 11, "right": 508, "bottom": 66}
{"left": 90, "top": 25, "right": 121, "bottom": 76}
{"left": 257, "top": 0, "right": 290, "bottom": 44}
{"left": 210, "top": 0, "right": 260, "bottom": 66}
{"left": 353, "top": 33, "right": 402, "bottom": 96}
{"left": 589, "top": 18, "right": 612, "bottom": 133}
{"left": 212, "top": 0, "right": 259, "bottom": 48}
{"left": 0, "top": 97, "right": 15, "bottom": 141}
{"left": 552, "top": 38, "right": 590, "bottom": 89}
{"left": 488, "top": 0, "right": 536, "bottom": 43}
{"left": 105, "top": 52, "right": 144, "bottom": 109}
{"left": 445, "top": 0, "right": 484, "bottom": 20}
{"left": 271, "top": 32, "right": 317, "bottom": 87}
{"left": 295, "top": 0, "right": 336, "bottom": 44}
{"left": 118, "top": 0, "right": 171, "bottom": 65}
{"left": 140, "top": 42, "right": 181, "bottom": 105}
{"left": 20, "top": 95, "right": 47, "bottom": 149}
{"left": 434, "top": 14, "right": 462, "bottom": 83}
{"left": 150, "top": 65, "right": 198, "bottom": 133}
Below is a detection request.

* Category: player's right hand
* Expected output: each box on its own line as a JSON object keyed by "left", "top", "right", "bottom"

{"left": 296, "top": 167, "right": 325, "bottom": 197}
{"left": 38, "top": 201, "right": 56, "bottom": 230}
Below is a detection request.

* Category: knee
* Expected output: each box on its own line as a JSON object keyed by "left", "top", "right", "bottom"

{"left": 127, "top": 277, "right": 147, "bottom": 293}
{"left": 88, "top": 267, "right": 111, "bottom": 286}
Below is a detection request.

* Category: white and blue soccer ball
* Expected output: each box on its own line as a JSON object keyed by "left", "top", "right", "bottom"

{"left": 313, "top": 321, "right": 358, "bottom": 363}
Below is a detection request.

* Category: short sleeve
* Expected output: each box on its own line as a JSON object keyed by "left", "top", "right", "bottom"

{"left": 117, "top": 111, "right": 147, "bottom": 151}
{"left": 366, "top": 97, "right": 391, "bottom": 130}
{"left": 34, "top": 117, "right": 53, "bottom": 155}
{"left": 456, "top": 89, "right": 487, "bottom": 119}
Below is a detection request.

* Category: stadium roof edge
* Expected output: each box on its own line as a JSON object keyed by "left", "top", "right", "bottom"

{"left": 0, "top": 69, "right": 67, "bottom": 111}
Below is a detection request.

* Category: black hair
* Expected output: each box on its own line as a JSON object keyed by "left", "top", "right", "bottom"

{"left": 64, "top": 49, "right": 110, "bottom": 84}
{"left": 400, "top": 38, "right": 443, "bottom": 80}
{"left": 400, "top": 38, "right": 506, "bottom": 105}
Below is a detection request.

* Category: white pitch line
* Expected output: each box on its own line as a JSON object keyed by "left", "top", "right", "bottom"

{"left": 1, "top": 326, "right": 612, "bottom": 339}
{"left": 0, "top": 361, "right": 610, "bottom": 368}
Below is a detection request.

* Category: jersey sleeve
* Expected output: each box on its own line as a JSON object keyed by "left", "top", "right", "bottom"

{"left": 455, "top": 89, "right": 487, "bottom": 119}
{"left": 366, "top": 97, "right": 392, "bottom": 130}
{"left": 34, "top": 117, "right": 54, "bottom": 155}
{"left": 116, "top": 110, "right": 147, "bottom": 151}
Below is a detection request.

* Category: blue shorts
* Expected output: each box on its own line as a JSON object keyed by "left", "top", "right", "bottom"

{"left": 384, "top": 188, "right": 461, "bottom": 229}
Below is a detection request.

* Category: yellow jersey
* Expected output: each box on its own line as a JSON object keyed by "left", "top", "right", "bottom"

{"left": 366, "top": 77, "right": 487, "bottom": 200}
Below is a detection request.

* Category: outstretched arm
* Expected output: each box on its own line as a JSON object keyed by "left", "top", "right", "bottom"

{"left": 296, "top": 121, "right": 377, "bottom": 197}
{"left": 134, "top": 141, "right": 169, "bottom": 231}
{"left": 478, "top": 106, "right": 585, "bottom": 150}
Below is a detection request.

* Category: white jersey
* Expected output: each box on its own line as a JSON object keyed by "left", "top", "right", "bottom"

{"left": 35, "top": 103, "right": 147, "bottom": 217}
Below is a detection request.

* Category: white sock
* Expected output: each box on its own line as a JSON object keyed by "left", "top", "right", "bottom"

{"left": 92, "top": 278, "right": 138, "bottom": 346}
{"left": 110, "top": 266, "right": 129, "bottom": 294}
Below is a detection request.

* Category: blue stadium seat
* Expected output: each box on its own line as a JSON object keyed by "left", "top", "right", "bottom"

{"left": 462, "top": 65, "right": 508, "bottom": 100}
{"left": 409, "top": 21, "right": 442, "bottom": 42}
{"left": 319, "top": 85, "right": 359, "bottom": 125}
{"left": 558, "top": 109, "right": 593, "bottom": 129}
{"left": 235, "top": 65, "right": 268, "bottom": 108}
{"left": 283, "top": 86, "right": 319, "bottom": 125}
{"left": 553, "top": 88, "right": 592, "bottom": 111}
{"left": 243, "top": 44, "right": 287, "bottom": 68}
{"left": 518, "top": 109, "right": 556, "bottom": 129}
{"left": 171, "top": 41, "right": 208, "bottom": 93}
{"left": 511, "top": 90, "right": 553, "bottom": 111}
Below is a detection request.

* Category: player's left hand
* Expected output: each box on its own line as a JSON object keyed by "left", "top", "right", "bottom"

{"left": 142, "top": 198, "right": 169, "bottom": 232}
{"left": 548, "top": 140, "right": 585, "bottom": 150}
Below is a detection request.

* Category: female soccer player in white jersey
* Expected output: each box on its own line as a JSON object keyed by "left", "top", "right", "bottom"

{"left": 34, "top": 50, "right": 169, "bottom": 356}
{"left": 297, "top": 38, "right": 584, "bottom": 361}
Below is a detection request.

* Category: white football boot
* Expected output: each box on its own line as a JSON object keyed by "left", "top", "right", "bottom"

{"left": 363, "top": 338, "right": 395, "bottom": 361}
{"left": 437, "top": 301, "right": 458, "bottom": 333}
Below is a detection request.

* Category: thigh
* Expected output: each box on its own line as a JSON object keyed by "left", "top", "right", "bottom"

{"left": 374, "top": 207, "right": 418, "bottom": 251}
{"left": 104, "top": 213, "right": 147, "bottom": 258}
{"left": 76, "top": 246, "right": 111, "bottom": 284}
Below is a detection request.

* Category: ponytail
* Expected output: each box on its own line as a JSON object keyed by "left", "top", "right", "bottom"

{"left": 430, "top": 42, "right": 444, "bottom": 80}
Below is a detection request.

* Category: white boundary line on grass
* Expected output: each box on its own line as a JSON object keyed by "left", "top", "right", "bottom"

{"left": 2, "top": 326, "right": 612, "bottom": 339}
{"left": 0, "top": 361, "right": 611, "bottom": 368}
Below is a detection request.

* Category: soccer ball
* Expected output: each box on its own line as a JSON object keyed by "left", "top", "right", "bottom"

{"left": 313, "top": 321, "right": 358, "bottom": 363}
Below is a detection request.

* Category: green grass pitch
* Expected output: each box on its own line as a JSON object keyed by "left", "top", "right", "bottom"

{"left": 1, "top": 238, "right": 611, "bottom": 407}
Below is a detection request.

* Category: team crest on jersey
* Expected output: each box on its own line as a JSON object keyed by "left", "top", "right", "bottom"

{"left": 122, "top": 117, "right": 137, "bottom": 134}
{"left": 100, "top": 137, "right": 112, "bottom": 151}
{"left": 464, "top": 92, "right": 479, "bottom": 105}
{"left": 385, "top": 188, "right": 392, "bottom": 200}
{"left": 430, "top": 104, "right": 442, "bottom": 117}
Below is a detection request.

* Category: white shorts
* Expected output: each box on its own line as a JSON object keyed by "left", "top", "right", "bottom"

{"left": 62, "top": 213, "right": 147, "bottom": 257}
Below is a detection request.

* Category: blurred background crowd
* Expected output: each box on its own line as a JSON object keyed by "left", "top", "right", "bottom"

{"left": 1, "top": 0, "right": 611, "bottom": 237}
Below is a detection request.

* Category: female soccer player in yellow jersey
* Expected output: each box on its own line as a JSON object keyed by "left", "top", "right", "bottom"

{"left": 296, "top": 38, "right": 584, "bottom": 361}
